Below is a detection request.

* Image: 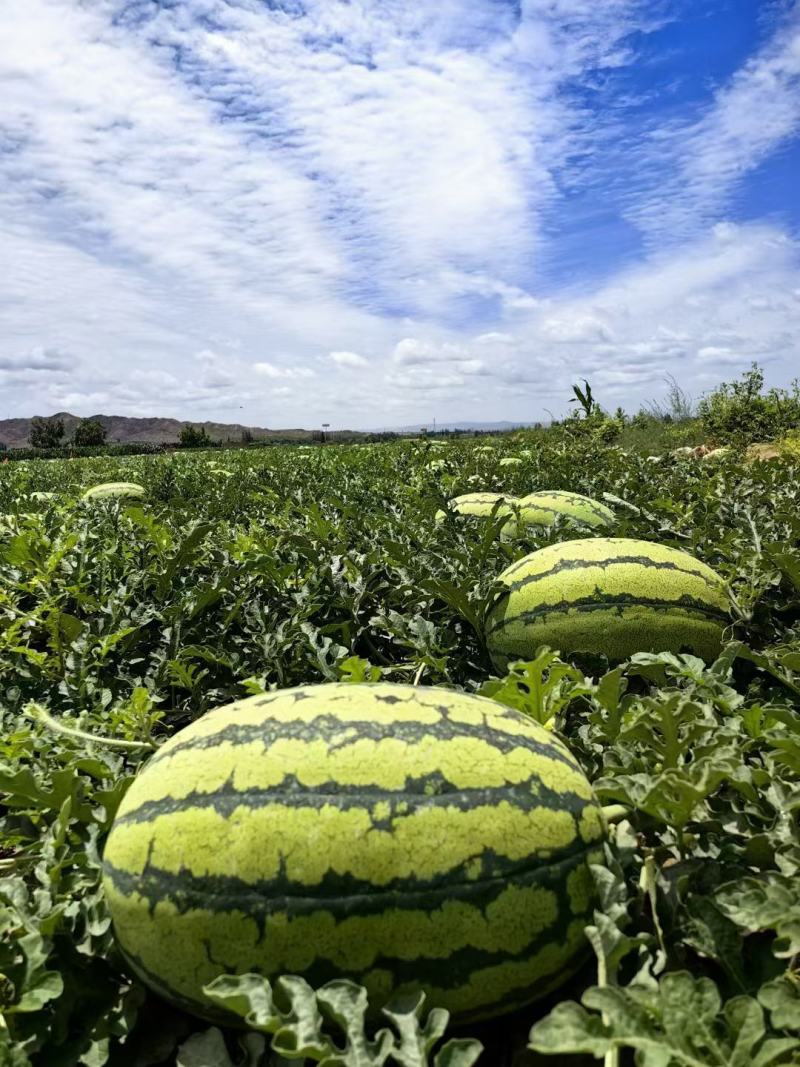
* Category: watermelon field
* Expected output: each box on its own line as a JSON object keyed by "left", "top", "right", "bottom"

{"left": 1, "top": 432, "right": 799, "bottom": 1066}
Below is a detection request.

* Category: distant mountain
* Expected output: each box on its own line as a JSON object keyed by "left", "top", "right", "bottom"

{"left": 0, "top": 412, "right": 313, "bottom": 449}
{"left": 0, "top": 412, "right": 539, "bottom": 449}
{"left": 381, "top": 420, "right": 538, "bottom": 433}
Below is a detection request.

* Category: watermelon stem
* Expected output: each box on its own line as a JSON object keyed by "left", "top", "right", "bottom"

{"left": 26, "top": 703, "right": 156, "bottom": 751}
{"left": 601, "top": 804, "right": 629, "bottom": 824}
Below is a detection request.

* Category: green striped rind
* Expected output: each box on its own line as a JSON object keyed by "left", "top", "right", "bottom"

{"left": 82, "top": 481, "right": 145, "bottom": 501}
{"left": 436, "top": 492, "right": 518, "bottom": 523}
{"left": 102, "top": 683, "right": 605, "bottom": 1022}
{"left": 486, "top": 538, "right": 729, "bottom": 668}
{"left": 514, "top": 491, "right": 615, "bottom": 529}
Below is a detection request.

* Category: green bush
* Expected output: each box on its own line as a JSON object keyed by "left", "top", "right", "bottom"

{"left": 697, "top": 363, "right": 800, "bottom": 446}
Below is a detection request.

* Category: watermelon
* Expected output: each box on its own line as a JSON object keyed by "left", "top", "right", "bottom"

{"left": 435, "top": 491, "right": 517, "bottom": 523}
{"left": 102, "top": 683, "right": 605, "bottom": 1023}
{"left": 486, "top": 538, "right": 729, "bottom": 669}
{"left": 83, "top": 482, "right": 145, "bottom": 501}
{"left": 513, "top": 491, "right": 614, "bottom": 530}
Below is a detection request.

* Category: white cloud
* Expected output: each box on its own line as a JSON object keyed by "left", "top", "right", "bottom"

{"left": 0, "top": 347, "right": 72, "bottom": 373}
{"left": 386, "top": 368, "right": 472, "bottom": 392}
{"left": 0, "top": 1, "right": 798, "bottom": 429}
{"left": 697, "top": 346, "right": 736, "bottom": 364}
{"left": 540, "top": 314, "right": 614, "bottom": 344}
{"left": 380, "top": 222, "right": 800, "bottom": 416}
{"left": 252, "top": 362, "right": 316, "bottom": 380}
{"left": 195, "top": 349, "right": 236, "bottom": 389}
{"left": 475, "top": 332, "right": 515, "bottom": 345}
{"left": 625, "top": 10, "right": 800, "bottom": 243}
{"left": 456, "top": 359, "right": 488, "bottom": 375}
{"left": 392, "top": 339, "right": 469, "bottom": 365}
{"left": 330, "top": 350, "right": 369, "bottom": 368}
{"left": 0, "top": 0, "right": 644, "bottom": 422}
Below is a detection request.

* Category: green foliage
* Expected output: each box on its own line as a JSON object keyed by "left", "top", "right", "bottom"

{"left": 28, "top": 417, "right": 64, "bottom": 449}
{"left": 561, "top": 381, "right": 624, "bottom": 445}
{"left": 617, "top": 413, "right": 701, "bottom": 455}
{"left": 570, "top": 380, "right": 597, "bottom": 417}
{"left": 477, "top": 648, "right": 588, "bottom": 728}
{"left": 1, "top": 424, "right": 800, "bottom": 1064}
{"left": 697, "top": 364, "right": 800, "bottom": 447}
{"left": 529, "top": 971, "right": 800, "bottom": 1066}
{"left": 194, "top": 974, "right": 482, "bottom": 1066}
{"left": 3, "top": 442, "right": 166, "bottom": 461}
{"left": 178, "top": 424, "right": 212, "bottom": 448}
{"left": 72, "top": 420, "right": 108, "bottom": 447}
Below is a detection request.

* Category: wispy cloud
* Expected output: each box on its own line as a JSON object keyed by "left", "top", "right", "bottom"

{"left": 0, "top": 1, "right": 799, "bottom": 427}
{"left": 625, "top": 7, "right": 800, "bottom": 243}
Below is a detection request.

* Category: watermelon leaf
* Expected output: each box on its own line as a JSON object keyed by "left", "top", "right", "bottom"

{"left": 478, "top": 648, "right": 588, "bottom": 728}
{"left": 529, "top": 973, "right": 800, "bottom": 1066}
{"left": 203, "top": 975, "right": 483, "bottom": 1066}
{"left": 175, "top": 1028, "right": 235, "bottom": 1067}
{"left": 757, "top": 979, "right": 800, "bottom": 1034}
{"left": 714, "top": 874, "right": 800, "bottom": 959}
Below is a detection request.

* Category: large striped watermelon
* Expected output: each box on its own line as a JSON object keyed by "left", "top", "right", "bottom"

{"left": 486, "top": 538, "right": 729, "bottom": 669}
{"left": 103, "top": 683, "right": 605, "bottom": 1023}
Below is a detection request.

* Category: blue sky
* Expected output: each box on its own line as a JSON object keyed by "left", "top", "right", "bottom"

{"left": 1, "top": 0, "right": 799, "bottom": 428}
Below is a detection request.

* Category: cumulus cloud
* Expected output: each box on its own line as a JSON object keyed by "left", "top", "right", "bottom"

{"left": 0, "top": 347, "right": 72, "bottom": 373}
{"left": 540, "top": 314, "right": 615, "bottom": 344}
{"left": 330, "top": 351, "right": 369, "bottom": 368}
{"left": 0, "top": 1, "right": 798, "bottom": 427}
{"left": 252, "top": 362, "right": 316, "bottom": 380}
{"left": 380, "top": 222, "right": 800, "bottom": 416}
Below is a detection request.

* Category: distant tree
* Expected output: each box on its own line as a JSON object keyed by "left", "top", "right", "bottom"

{"left": 179, "top": 424, "right": 211, "bottom": 448}
{"left": 29, "top": 416, "right": 64, "bottom": 449}
{"left": 73, "top": 419, "right": 107, "bottom": 446}
{"left": 241, "top": 428, "right": 254, "bottom": 444}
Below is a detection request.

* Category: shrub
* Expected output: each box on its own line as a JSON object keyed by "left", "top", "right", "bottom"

{"left": 697, "top": 363, "right": 800, "bottom": 446}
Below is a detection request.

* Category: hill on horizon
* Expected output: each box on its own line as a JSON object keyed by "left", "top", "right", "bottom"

{"left": 0, "top": 412, "right": 541, "bottom": 448}
{"left": 0, "top": 412, "right": 315, "bottom": 449}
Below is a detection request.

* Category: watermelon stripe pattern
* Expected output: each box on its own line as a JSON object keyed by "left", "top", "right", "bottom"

{"left": 436, "top": 492, "right": 517, "bottom": 522}
{"left": 486, "top": 538, "right": 729, "bottom": 668}
{"left": 102, "top": 683, "right": 605, "bottom": 1023}
{"left": 514, "top": 491, "right": 614, "bottom": 529}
